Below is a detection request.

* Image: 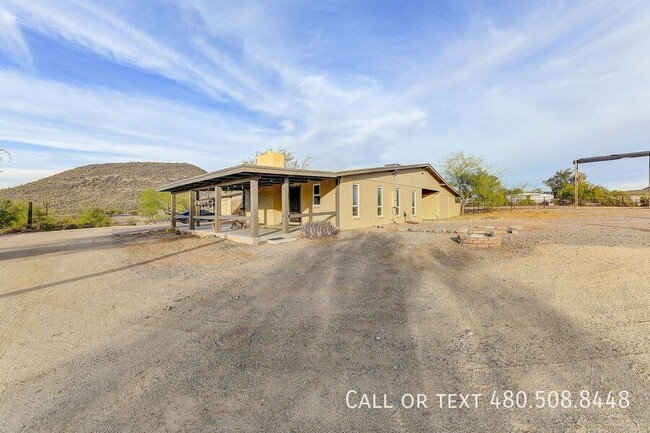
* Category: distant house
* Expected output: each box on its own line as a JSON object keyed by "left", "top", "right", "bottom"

{"left": 158, "top": 151, "right": 461, "bottom": 240}
{"left": 625, "top": 187, "right": 650, "bottom": 205}
{"left": 506, "top": 192, "right": 554, "bottom": 205}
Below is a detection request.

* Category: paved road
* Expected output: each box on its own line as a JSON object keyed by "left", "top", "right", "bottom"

{"left": 0, "top": 223, "right": 168, "bottom": 260}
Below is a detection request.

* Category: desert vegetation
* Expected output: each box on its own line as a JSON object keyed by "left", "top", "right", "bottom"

{"left": 0, "top": 162, "right": 205, "bottom": 215}
{"left": 0, "top": 198, "right": 113, "bottom": 233}
{"left": 442, "top": 152, "right": 648, "bottom": 212}
{"left": 139, "top": 188, "right": 189, "bottom": 222}
{"left": 300, "top": 220, "right": 339, "bottom": 239}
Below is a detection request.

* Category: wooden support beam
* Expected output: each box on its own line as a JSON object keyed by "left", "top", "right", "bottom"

{"left": 250, "top": 178, "right": 259, "bottom": 238}
{"left": 335, "top": 178, "right": 340, "bottom": 227}
{"left": 282, "top": 177, "right": 289, "bottom": 234}
{"left": 217, "top": 176, "right": 259, "bottom": 188}
{"left": 289, "top": 211, "right": 337, "bottom": 218}
{"left": 196, "top": 191, "right": 201, "bottom": 227}
{"left": 170, "top": 194, "right": 176, "bottom": 228}
{"left": 189, "top": 190, "right": 196, "bottom": 230}
{"left": 214, "top": 186, "right": 222, "bottom": 233}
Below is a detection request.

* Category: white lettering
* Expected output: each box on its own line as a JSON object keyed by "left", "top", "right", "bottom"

{"left": 346, "top": 390, "right": 358, "bottom": 409}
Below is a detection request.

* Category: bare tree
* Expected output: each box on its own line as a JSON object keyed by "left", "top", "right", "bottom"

{"left": 243, "top": 146, "right": 311, "bottom": 169}
{"left": 0, "top": 149, "right": 10, "bottom": 173}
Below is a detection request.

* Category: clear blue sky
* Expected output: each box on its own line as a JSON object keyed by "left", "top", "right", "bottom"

{"left": 1, "top": 0, "right": 649, "bottom": 190}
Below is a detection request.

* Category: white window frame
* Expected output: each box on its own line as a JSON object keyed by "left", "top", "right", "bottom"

{"left": 352, "top": 183, "right": 360, "bottom": 217}
{"left": 313, "top": 183, "right": 321, "bottom": 207}
{"left": 377, "top": 186, "right": 384, "bottom": 217}
{"left": 411, "top": 190, "right": 417, "bottom": 216}
{"left": 394, "top": 188, "right": 401, "bottom": 216}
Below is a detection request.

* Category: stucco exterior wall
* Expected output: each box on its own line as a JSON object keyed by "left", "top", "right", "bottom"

{"left": 338, "top": 168, "right": 459, "bottom": 229}
{"left": 254, "top": 178, "right": 338, "bottom": 226}
{"left": 246, "top": 168, "right": 459, "bottom": 230}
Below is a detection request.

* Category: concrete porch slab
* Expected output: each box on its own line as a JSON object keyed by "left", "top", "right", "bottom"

{"left": 177, "top": 223, "right": 301, "bottom": 245}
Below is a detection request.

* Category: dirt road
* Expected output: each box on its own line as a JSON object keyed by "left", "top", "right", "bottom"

{"left": 1, "top": 209, "right": 649, "bottom": 432}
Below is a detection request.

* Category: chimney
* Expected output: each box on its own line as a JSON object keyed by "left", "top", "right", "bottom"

{"left": 256, "top": 150, "right": 285, "bottom": 168}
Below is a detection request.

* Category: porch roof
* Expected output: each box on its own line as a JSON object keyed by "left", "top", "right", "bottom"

{"left": 157, "top": 164, "right": 337, "bottom": 193}
{"left": 158, "top": 162, "right": 460, "bottom": 196}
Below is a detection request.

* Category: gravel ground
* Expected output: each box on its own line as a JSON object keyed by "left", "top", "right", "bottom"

{"left": 0, "top": 207, "right": 649, "bottom": 432}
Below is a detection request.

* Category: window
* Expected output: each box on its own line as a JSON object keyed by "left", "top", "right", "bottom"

{"left": 394, "top": 188, "right": 401, "bottom": 216}
{"left": 377, "top": 186, "right": 384, "bottom": 217}
{"left": 411, "top": 190, "right": 417, "bottom": 216}
{"left": 313, "top": 183, "right": 321, "bottom": 206}
{"left": 352, "top": 183, "right": 360, "bottom": 217}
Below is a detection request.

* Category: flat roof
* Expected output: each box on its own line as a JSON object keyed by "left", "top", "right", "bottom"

{"left": 158, "top": 162, "right": 460, "bottom": 196}
{"left": 157, "top": 164, "right": 337, "bottom": 193}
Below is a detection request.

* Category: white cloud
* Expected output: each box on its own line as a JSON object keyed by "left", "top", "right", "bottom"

{"left": 1, "top": 0, "right": 649, "bottom": 190}
{"left": 0, "top": 7, "right": 32, "bottom": 67}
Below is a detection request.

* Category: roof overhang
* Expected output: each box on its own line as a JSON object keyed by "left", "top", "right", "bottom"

{"left": 157, "top": 164, "right": 337, "bottom": 193}
{"left": 335, "top": 163, "right": 460, "bottom": 197}
{"left": 157, "top": 162, "right": 460, "bottom": 197}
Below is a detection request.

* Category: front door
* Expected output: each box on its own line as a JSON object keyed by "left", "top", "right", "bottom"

{"left": 289, "top": 186, "right": 301, "bottom": 223}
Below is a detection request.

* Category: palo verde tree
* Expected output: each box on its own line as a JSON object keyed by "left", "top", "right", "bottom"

{"left": 470, "top": 168, "right": 505, "bottom": 210}
{"left": 139, "top": 188, "right": 188, "bottom": 220}
{"left": 243, "top": 146, "right": 312, "bottom": 169}
{"left": 443, "top": 151, "right": 481, "bottom": 213}
{"left": 443, "top": 151, "right": 506, "bottom": 213}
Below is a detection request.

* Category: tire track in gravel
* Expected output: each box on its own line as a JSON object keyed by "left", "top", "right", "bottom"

{"left": 0, "top": 264, "right": 60, "bottom": 362}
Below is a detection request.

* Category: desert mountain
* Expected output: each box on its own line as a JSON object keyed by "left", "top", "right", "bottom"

{"left": 0, "top": 162, "right": 205, "bottom": 215}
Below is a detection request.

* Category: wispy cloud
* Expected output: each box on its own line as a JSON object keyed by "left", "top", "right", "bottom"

{"left": 0, "top": 6, "right": 31, "bottom": 67}
{"left": 0, "top": 0, "right": 649, "bottom": 189}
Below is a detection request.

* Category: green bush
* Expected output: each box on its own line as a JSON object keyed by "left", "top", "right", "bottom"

{"left": 0, "top": 198, "right": 22, "bottom": 229}
{"left": 77, "top": 208, "right": 111, "bottom": 227}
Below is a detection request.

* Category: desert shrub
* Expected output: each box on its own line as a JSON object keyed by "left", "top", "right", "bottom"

{"left": 33, "top": 215, "right": 69, "bottom": 231}
{"left": 518, "top": 196, "right": 536, "bottom": 206}
{"left": 301, "top": 221, "right": 338, "bottom": 239}
{"left": 0, "top": 198, "right": 22, "bottom": 229}
{"left": 126, "top": 217, "right": 138, "bottom": 226}
{"left": 77, "top": 208, "right": 111, "bottom": 227}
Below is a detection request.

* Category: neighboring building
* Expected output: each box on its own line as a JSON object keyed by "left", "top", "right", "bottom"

{"left": 625, "top": 187, "right": 650, "bottom": 205}
{"left": 158, "top": 151, "right": 460, "bottom": 239}
{"left": 505, "top": 192, "right": 554, "bottom": 205}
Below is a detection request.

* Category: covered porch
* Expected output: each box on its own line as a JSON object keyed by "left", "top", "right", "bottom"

{"left": 158, "top": 165, "right": 340, "bottom": 244}
{"left": 176, "top": 222, "right": 303, "bottom": 244}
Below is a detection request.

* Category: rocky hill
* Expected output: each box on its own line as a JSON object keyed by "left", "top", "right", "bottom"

{"left": 0, "top": 162, "right": 206, "bottom": 215}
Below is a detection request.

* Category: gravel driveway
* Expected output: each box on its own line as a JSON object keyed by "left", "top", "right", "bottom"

{"left": 1, "top": 208, "right": 648, "bottom": 432}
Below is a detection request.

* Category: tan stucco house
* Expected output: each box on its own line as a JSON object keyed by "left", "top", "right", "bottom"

{"left": 158, "top": 151, "right": 460, "bottom": 241}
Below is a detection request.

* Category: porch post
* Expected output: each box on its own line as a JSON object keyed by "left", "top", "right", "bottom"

{"left": 335, "top": 178, "right": 340, "bottom": 228}
{"left": 189, "top": 190, "right": 195, "bottom": 230}
{"left": 170, "top": 193, "right": 176, "bottom": 229}
{"left": 195, "top": 191, "right": 201, "bottom": 227}
{"left": 282, "top": 177, "right": 289, "bottom": 234}
{"left": 214, "top": 186, "right": 222, "bottom": 233}
{"left": 251, "top": 179, "right": 259, "bottom": 238}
